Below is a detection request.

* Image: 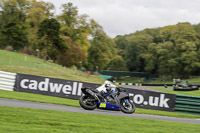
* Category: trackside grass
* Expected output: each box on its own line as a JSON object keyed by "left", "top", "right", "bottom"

{"left": 0, "top": 106, "right": 200, "bottom": 133}
{"left": 0, "top": 65, "right": 105, "bottom": 84}
{"left": 0, "top": 90, "right": 199, "bottom": 119}
{"left": 0, "top": 50, "right": 105, "bottom": 84}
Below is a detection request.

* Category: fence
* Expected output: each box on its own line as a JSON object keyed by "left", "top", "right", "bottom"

{"left": 0, "top": 55, "right": 65, "bottom": 71}
{"left": 0, "top": 71, "right": 16, "bottom": 91}
{"left": 100, "top": 70, "right": 155, "bottom": 78}
{"left": 175, "top": 95, "right": 200, "bottom": 115}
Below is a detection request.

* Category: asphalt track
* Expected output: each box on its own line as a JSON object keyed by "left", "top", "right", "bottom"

{"left": 0, "top": 98, "right": 200, "bottom": 124}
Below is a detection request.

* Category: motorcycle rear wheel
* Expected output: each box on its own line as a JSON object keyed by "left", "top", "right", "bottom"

{"left": 120, "top": 99, "right": 135, "bottom": 114}
{"left": 79, "top": 95, "right": 97, "bottom": 110}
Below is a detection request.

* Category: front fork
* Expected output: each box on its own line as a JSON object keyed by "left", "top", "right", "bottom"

{"left": 125, "top": 99, "right": 130, "bottom": 104}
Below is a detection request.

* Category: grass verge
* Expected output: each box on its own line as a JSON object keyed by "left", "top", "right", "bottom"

{"left": 0, "top": 106, "right": 200, "bottom": 133}
{"left": 0, "top": 90, "right": 199, "bottom": 119}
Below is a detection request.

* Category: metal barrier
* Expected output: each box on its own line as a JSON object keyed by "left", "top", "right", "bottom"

{"left": 100, "top": 70, "right": 152, "bottom": 78}
{"left": 0, "top": 71, "right": 16, "bottom": 91}
{"left": 175, "top": 95, "right": 200, "bottom": 115}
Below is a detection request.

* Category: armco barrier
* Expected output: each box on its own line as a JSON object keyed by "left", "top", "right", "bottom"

{"left": 175, "top": 95, "right": 200, "bottom": 115}
{"left": 115, "top": 82, "right": 200, "bottom": 87}
{"left": 100, "top": 70, "right": 150, "bottom": 77}
{"left": 115, "top": 82, "right": 175, "bottom": 86}
{"left": 0, "top": 71, "right": 16, "bottom": 91}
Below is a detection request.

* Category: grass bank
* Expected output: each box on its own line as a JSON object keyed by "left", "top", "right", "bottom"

{"left": 0, "top": 50, "right": 104, "bottom": 84}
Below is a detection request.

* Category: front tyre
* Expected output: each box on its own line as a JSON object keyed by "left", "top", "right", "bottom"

{"left": 120, "top": 99, "right": 135, "bottom": 114}
{"left": 79, "top": 95, "right": 97, "bottom": 110}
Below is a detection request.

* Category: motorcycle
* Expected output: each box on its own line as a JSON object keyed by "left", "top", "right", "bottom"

{"left": 79, "top": 87, "right": 135, "bottom": 114}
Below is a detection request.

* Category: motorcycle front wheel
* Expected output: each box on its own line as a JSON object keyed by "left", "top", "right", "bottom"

{"left": 120, "top": 99, "right": 135, "bottom": 114}
{"left": 79, "top": 95, "right": 97, "bottom": 110}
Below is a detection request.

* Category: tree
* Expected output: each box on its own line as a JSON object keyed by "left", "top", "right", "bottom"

{"left": 124, "top": 33, "right": 153, "bottom": 72}
{"left": 0, "top": 0, "right": 29, "bottom": 50}
{"left": 57, "top": 38, "right": 85, "bottom": 67}
{"left": 58, "top": 2, "right": 80, "bottom": 42}
{"left": 125, "top": 40, "right": 143, "bottom": 72}
{"left": 113, "top": 22, "right": 200, "bottom": 78}
{"left": 142, "top": 43, "right": 158, "bottom": 74}
{"left": 87, "top": 30, "right": 116, "bottom": 71}
{"left": 114, "top": 36, "right": 128, "bottom": 58}
{"left": 25, "top": 0, "right": 55, "bottom": 52}
{"left": 37, "top": 18, "right": 67, "bottom": 63}
{"left": 58, "top": 2, "right": 92, "bottom": 66}
{"left": 1, "top": 22, "right": 28, "bottom": 50}
{"left": 105, "top": 56, "right": 127, "bottom": 71}
{"left": 180, "top": 42, "right": 200, "bottom": 75}
{"left": 169, "top": 23, "right": 199, "bottom": 77}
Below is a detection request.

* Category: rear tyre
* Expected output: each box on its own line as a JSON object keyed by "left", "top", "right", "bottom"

{"left": 79, "top": 95, "right": 97, "bottom": 110}
{"left": 120, "top": 99, "right": 135, "bottom": 114}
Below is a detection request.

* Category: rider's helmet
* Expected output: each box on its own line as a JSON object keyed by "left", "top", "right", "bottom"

{"left": 104, "top": 80, "right": 111, "bottom": 87}
{"left": 104, "top": 81, "right": 112, "bottom": 92}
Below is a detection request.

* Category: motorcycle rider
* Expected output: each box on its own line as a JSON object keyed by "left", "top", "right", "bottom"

{"left": 96, "top": 80, "right": 116, "bottom": 102}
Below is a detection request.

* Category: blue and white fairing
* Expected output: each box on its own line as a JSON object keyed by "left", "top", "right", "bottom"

{"left": 97, "top": 102, "right": 121, "bottom": 111}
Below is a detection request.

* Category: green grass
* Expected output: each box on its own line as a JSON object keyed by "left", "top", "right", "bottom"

{"left": 0, "top": 65, "right": 104, "bottom": 84}
{"left": 0, "top": 50, "right": 105, "bottom": 84}
{"left": 0, "top": 50, "right": 58, "bottom": 69}
{"left": 0, "top": 90, "right": 80, "bottom": 107}
{"left": 0, "top": 90, "right": 199, "bottom": 119}
{"left": 0, "top": 106, "right": 200, "bottom": 133}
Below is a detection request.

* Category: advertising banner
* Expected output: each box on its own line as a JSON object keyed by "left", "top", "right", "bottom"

{"left": 125, "top": 88, "right": 176, "bottom": 112}
{"left": 15, "top": 73, "right": 176, "bottom": 111}
{"left": 15, "top": 73, "right": 100, "bottom": 100}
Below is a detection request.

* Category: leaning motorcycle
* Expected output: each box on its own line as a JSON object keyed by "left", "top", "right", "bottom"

{"left": 79, "top": 87, "right": 135, "bottom": 114}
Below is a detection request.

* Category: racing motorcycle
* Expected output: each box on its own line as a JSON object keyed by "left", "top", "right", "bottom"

{"left": 79, "top": 87, "right": 135, "bottom": 114}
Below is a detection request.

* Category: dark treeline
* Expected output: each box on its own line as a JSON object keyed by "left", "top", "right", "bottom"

{"left": 115, "top": 22, "right": 200, "bottom": 78}
{"left": 0, "top": 0, "right": 200, "bottom": 78}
